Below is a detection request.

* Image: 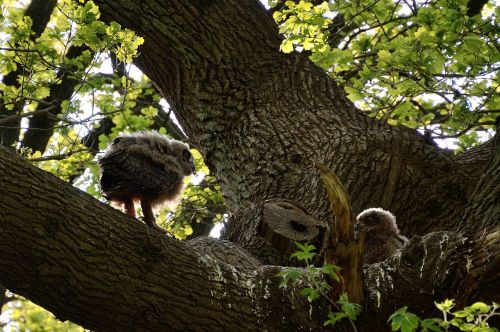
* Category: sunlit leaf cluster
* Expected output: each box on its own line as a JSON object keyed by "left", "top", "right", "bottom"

{"left": 0, "top": 0, "right": 143, "bottom": 113}
{"left": 273, "top": 0, "right": 499, "bottom": 149}
{"left": 157, "top": 154, "right": 226, "bottom": 240}
{"left": 388, "top": 300, "right": 499, "bottom": 331}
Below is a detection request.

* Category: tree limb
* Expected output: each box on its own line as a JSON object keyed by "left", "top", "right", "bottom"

{"left": 1, "top": 145, "right": 498, "bottom": 331}
{"left": 0, "top": 146, "right": 327, "bottom": 331}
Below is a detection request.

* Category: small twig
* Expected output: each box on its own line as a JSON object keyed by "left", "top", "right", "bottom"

{"left": 29, "top": 148, "right": 89, "bottom": 162}
{"left": 0, "top": 105, "right": 57, "bottom": 125}
{"left": 433, "top": 121, "right": 496, "bottom": 139}
{"left": 3, "top": 295, "right": 17, "bottom": 304}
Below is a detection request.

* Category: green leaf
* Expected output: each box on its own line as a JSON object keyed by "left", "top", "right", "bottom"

{"left": 299, "top": 287, "right": 320, "bottom": 301}
{"left": 320, "top": 264, "right": 342, "bottom": 282}
{"left": 324, "top": 311, "right": 348, "bottom": 326}
{"left": 420, "top": 318, "right": 442, "bottom": 332}
{"left": 388, "top": 307, "right": 420, "bottom": 332}
{"left": 291, "top": 242, "right": 317, "bottom": 262}
{"left": 281, "top": 40, "right": 294, "bottom": 53}
{"left": 469, "top": 302, "right": 490, "bottom": 314}
{"left": 337, "top": 293, "right": 362, "bottom": 320}
{"left": 436, "top": 299, "right": 455, "bottom": 313}
{"left": 277, "top": 268, "right": 302, "bottom": 287}
{"left": 400, "top": 314, "right": 420, "bottom": 332}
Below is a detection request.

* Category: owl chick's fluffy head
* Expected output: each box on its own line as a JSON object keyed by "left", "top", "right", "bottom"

{"left": 109, "top": 131, "right": 195, "bottom": 175}
{"left": 355, "top": 207, "right": 400, "bottom": 237}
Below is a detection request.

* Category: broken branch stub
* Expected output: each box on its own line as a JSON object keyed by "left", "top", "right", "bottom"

{"left": 259, "top": 200, "right": 329, "bottom": 265}
{"left": 315, "top": 163, "right": 356, "bottom": 244}
{"left": 316, "top": 163, "right": 365, "bottom": 304}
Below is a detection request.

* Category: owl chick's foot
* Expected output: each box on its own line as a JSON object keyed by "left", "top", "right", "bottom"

{"left": 141, "top": 200, "right": 168, "bottom": 235}
{"left": 123, "top": 199, "right": 136, "bottom": 218}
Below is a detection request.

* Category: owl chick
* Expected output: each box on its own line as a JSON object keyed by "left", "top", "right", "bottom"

{"left": 354, "top": 208, "right": 408, "bottom": 264}
{"left": 98, "top": 131, "right": 195, "bottom": 232}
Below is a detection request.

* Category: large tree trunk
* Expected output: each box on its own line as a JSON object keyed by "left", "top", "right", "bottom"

{"left": 0, "top": 0, "right": 498, "bottom": 330}
{"left": 93, "top": 0, "right": 495, "bottom": 252}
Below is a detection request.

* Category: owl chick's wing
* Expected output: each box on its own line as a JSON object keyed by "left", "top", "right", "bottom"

{"left": 98, "top": 147, "right": 180, "bottom": 197}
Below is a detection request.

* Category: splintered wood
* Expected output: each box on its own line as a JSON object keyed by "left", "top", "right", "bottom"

{"left": 316, "top": 163, "right": 365, "bottom": 304}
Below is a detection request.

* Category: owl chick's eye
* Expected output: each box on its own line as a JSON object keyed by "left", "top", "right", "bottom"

{"left": 112, "top": 137, "right": 123, "bottom": 145}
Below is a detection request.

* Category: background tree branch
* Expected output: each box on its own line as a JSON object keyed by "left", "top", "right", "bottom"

{"left": 0, "top": 0, "right": 57, "bottom": 147}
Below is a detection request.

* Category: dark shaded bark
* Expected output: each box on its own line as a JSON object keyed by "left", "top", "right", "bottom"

{"left": 363, "top": 228, "right": 500, "bottom": 325}
{"left": 0, "top": 284, "right": 5, "bottom": 313}
{"left": 0, "top": 0, "right": 57, "bottom": 147}
{"left": 467, "top": 0, "right": 489, "bottom": 16}
{"left": 458, "top": 136, "right": 500, "bottom": 233}
{"left": 0, "top": 146, "right": 326, "bottom": 331}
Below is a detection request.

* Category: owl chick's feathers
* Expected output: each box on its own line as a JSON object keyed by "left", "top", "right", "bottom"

{"left": 98, "top": 131, "right": 195, "bottom": 231}
{"left": 355, "top": 207, "right": 408, "bottom": 264}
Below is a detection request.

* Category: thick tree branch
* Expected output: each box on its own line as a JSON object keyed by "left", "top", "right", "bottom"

{"left": 458, "top": 135, "right": 499, "bottom": 233}
{"left": 1, "top": 146, "right": 498, "bottom": 331}
{"left": 0, "top": 106, "right": 57, "bottom": 126}
{"left": 0, "top": 146, "right": 328, "bottom": 331}
{"left": 363, "top": 228, "right": 500, "bottom": 326}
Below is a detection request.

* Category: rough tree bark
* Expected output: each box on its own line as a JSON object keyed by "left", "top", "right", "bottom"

{"left": 0, "top": 0, "right": 498, "bottom": 331}
{"left": 0, "top": 147, "right": 327, "bottom": 331}
{"left": 0, "top": 145, "right": 498, "bottom": 331}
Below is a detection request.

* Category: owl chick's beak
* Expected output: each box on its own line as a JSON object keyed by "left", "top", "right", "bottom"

{"left": 354, "top": 222, "right": 361, "bottom": 239}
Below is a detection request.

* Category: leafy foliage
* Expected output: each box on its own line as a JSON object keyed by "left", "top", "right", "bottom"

{"left": 1, "top": 293, "right": 84, "bottom": 331}
{"left": 272, "top": 0, "right": 499, "bottom": 149}
{"left": 156, "top": 162, "right": 226, "bottom": 240}
{"left": 388, "top": 299, "right": 500, "bottom": 332}
{"left": 278, "top": 243, "right": 361, "bottom": 329}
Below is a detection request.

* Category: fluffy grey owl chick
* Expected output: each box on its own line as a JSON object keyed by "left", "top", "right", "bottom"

{"left": 98, "top": 131, "right": 195, "bottom": 231}
{"left": 354, "top": 207, "right": 409, "bottom": 264}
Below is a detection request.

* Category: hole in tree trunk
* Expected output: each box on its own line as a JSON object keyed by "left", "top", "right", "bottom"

{"left": 290, "top": 220, "right": 307, "bottom": 233}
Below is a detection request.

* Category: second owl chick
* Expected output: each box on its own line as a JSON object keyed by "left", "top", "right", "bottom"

{"left": 98, "top": 131, "right": 195, "bottom": 232}
{"left": 354, "top": 207, "right": 408, "bottom": 264}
